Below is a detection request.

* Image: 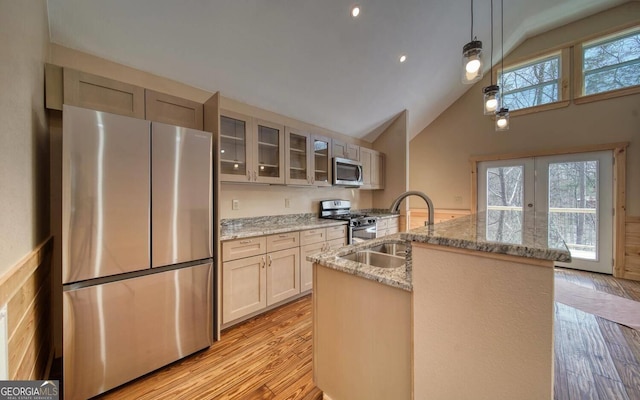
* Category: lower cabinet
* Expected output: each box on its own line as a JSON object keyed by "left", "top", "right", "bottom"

{"left": 266, "top": 247, "right": 300, "bottom": 305}
{"left": 222, "top": 225, "right": 346, "bottom": 326}
{"left": 222, "top": 254, "right": 266, "bottom": 324}
{"left": 377, "top": 216, "right": 400, "bottom": 238}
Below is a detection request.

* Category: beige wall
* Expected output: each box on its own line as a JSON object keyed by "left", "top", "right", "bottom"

{"left": 0, "top": 0, "right": 50, "bottom": 275}
{"left": 372, "top": 111, "right": 408, "bottom": 209}
{"left": 410, "top": 3, "right": 640, "bottom": 215}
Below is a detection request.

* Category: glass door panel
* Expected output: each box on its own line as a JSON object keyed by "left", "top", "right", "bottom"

{"left": 257, "top": 124, "right": 280, "bottom": 179}
{"left": 536, "top": 151, "right": 613, "bottom": 273}
{"left": 479, "top": 151, "right": 613, "bottom": 274}
{"left": 220, "top": 115, "right": 247, "bottom": 176}
{"left": 313, "top": 136, "right": 331, "bottom": 185}
{"left": 478, "top": 159, "right": 535, "bottom": 245}
{"left": 289, "top": 132, "right": 308, "bottom": 181}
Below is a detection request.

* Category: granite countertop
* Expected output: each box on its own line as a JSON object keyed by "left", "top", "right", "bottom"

{"left": 306, "top": 234, "right": 412, "bottom": 292}
{"left": 308, "top": 211, "right": 571, "bottom": 292}
{"left": 220, "top": 213, "right": 347, "bottom": 241}
{"left": 401, "top": 212, "right": 572, "bottom": 262}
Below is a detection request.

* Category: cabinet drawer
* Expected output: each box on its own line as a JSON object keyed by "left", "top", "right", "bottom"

{"left": 300, "top": 228, "right": 326, "bottom": 245}
{"left": 222, "top": 237, "right": 267, "bottom": 262}
{"left": 326, "top": 237, "right": 346, "bottom": 251}
{"left": 326, "top": 225, "right": 347, "bottom": 241}
{"left": 267, "top": 232, "right": 300, "bottom": 253}
{"left": 376, "top": 219, "right": 389, "bottom": 230}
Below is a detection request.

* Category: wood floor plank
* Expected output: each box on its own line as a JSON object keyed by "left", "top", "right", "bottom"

{"left": 94, "top": 271, "right": 640, "bottom": 400}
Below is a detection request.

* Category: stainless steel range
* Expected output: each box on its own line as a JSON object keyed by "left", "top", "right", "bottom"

{"left": 320, "top": 200, "right": 377, "bottom": 244}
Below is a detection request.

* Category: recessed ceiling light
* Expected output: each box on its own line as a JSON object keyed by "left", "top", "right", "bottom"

{"left": 399, "top": 55, "right": 407, "bottom": 63}
{"left": 351, "top": 5, "right": 361, "bottom": 18}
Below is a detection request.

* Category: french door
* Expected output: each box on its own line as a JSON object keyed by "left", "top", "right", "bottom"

{"left": 478, "top": 151, "right": 613, "bottom": 274}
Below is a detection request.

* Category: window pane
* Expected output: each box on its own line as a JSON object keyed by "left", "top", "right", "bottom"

{"left": 583, "top": 31, "right": 640, "bottom": 95}
{"left": 548, "top": 161, "right": 599, "bottom": 260}
{"left": 498, "top": 56, "right": 560, "bottom": 111}
{"left": 486, "top": 166, "right": 524, "bottom": 244}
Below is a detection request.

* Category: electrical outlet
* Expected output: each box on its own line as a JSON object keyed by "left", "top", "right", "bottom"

{"left": 285, "top": 198, "right": 290, "bottom": 208}
{"left": 232, "top": 199, "right": 239, "bottom": 210}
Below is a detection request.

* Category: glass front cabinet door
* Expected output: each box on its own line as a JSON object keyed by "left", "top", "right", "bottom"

{"left": 312, "top": 134, "right": 332, "bottom": 186}
{"left": 285, "top": 127, "right": 311, "bottom": 185}
{"left": 220, "top": 111, "right": 252, "bottom": 183}
{"left": 253, "top": 119, "right": 285, "bottom": 184}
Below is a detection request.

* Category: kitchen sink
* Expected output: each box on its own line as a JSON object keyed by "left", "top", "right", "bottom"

{"left": 365, "top": 242, "right": 407, "bottom": 256}
{"left": 342, "top": 250, "right": 405, "bottom": 269}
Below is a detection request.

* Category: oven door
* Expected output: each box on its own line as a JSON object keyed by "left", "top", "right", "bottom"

{"left": 350, "top": 224, "right": 376, "bottom": 244}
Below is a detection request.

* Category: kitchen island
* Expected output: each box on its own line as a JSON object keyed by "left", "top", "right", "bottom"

{"left": 308, "top": 212, "right": 570, "bottom": 400}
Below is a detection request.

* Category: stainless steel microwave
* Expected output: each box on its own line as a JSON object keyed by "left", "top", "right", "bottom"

{"left": 333, "top": 157, "right": 363, "bottom": 187}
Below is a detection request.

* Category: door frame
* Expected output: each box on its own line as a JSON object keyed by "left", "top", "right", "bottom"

{"left": 470, "top": 142, "right": 628, "bottom": 277}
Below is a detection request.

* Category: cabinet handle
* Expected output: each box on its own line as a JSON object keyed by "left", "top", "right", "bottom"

{"left": 268, "top": 255, "right": 272, "bottom": 267}
{"left": 239, "top": 240, "right": 252, "bottom": 244}
{"left": 261, "top": 256, "right": 266, "bottom": 269}
{"left": 253, "top": 171, "right": 257, "bottom": 181}
{"left": 278, "top": 234, "right": 289, "bottom": 238}
{"left": 247, "top": 171, "right": 251, "bottom": 181}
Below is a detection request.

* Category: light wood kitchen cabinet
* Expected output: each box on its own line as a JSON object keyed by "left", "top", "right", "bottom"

{"left": 222, "top": 254, "right": 266, "bottom": 323}
{"left": 376, "top": 216, "right": 399, "bottom": 238}
{"left": 222, "top": 231, "right": 302, "bottom": 324}
{"left": 219, "top": 112, "right": 285, "bottom": 184}
{"left": 300, "top": 225, "right": 347, "bottom": 292}
{"left": 332, "top": 139, "right": 359, "bottom": 161}
{"left": 254, "top": 119, "right": 285, "bottom": 184}
{"left": 285, "top": 127, "right": 312, "bottom": 185}
{"left": 220, "top": 111, "right": 252, "bottom": 182}
{"left": 266, "top": 247, "right": 300, "bottom": 305}
{"left": 145, "top": 89, "right": 203, "bottom": 130}
{"left": 361, "top": 147, "right": 384, "bottom": 190}
{"left": 312, "top": 135, "right": 332, "bottom": 186}
{"left": 285, "top": 129, "right": 333, "bottom": 187}
{"left": 63, "top": 68, "right": 145, "bottom": 118}
{"left": 301, "top": 241, "right": 325, "bottom": 292}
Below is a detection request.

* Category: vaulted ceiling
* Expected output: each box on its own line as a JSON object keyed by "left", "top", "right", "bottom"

{"left": 47, "top": 0, "right": 626, "bottom": 140}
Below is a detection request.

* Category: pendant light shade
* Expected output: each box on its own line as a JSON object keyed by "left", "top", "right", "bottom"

{"left": 483, "top": 85, "right": 499, "bottom": 114}
{"left": 495, "top": 107, "right": 510, "bottom": 131}
{"left": 462, "top": 40, "right": 484, "bottom": 84}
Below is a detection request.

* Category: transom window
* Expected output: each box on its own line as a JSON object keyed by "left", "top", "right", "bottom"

{"left": 582, "top": 29, "right": 640, "bottom": 96}
{"left": 498, "top": 54, "right": 561, "bottom": 112}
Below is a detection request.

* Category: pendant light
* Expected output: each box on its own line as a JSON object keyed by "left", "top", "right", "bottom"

{"left": 495, "top": 0, "right": 509, "bottom": 131}
{"left": 462, "top": 0, "right": 483, "bottom": 84}
{"left": 482, "top": 0, "right": 499, "bottom": 114}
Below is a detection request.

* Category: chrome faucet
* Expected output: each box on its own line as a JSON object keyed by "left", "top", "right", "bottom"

{"left": 389, "top": 191, "right": 435, "bottom": 226}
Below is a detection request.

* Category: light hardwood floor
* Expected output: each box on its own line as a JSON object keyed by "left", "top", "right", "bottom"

{"left": 90, "top": 268, "right": 639, "bottom": 400}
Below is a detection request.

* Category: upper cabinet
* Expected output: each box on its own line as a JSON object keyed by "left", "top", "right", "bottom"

{"left": 285, "top": 127, "right": 311, "bottom": 185}
{"left": 219, "top": 111, "right": 251, "bottom": 182}
{"left": 312, "top": 135, "right": 332, "bottom": 187}
{"left": 145, "top": 90, "right": 203, "bottom": 130}
{"left": 219, "top": 111, "right": 285, "bottom": 184}
{"left": 253, "top": 119, "right": 285, "bottom": 184}
{"left": 284, "top": 129, "right": 332, "bottom": 187}
{"left": 332, "top": 139, "right": 359, "bottom": 161}
{"left": 361, "top": 147, "right": 384, "bottom": 190}
{"left": 45, "top": 65, "right": 204, "bottom": 129}
{"left": 63, "top": 68, "right": 145, "bottom": 118}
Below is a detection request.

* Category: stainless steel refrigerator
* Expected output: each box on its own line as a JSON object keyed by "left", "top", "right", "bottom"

{"left": 62, "top": 105, "right": 213, "bottom": 399}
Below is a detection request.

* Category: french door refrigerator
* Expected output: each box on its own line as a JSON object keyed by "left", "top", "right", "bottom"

{"left": 62, "top": 105, "right": 213, "bottom": 400}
